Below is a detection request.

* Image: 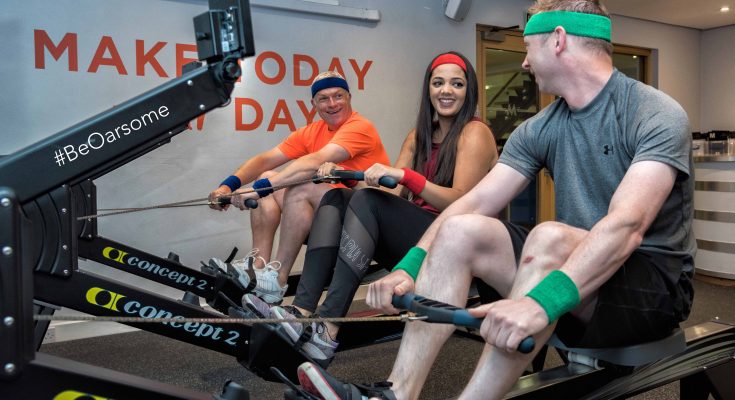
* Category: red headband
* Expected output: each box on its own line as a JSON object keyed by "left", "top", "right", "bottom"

{"left": 430, "top": 53, "right": 467, "bottom": 72}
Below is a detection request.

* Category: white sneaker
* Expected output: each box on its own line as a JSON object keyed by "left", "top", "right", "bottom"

{"left": 231, "top": 248, "right": 266, "bottom": 272}
{"left": 253, "top": 260, "right": 288, "bottom": 304}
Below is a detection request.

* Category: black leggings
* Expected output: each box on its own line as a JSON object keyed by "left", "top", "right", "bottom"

{"left": 293, "top": 188, "right": 437, "bottom": 319}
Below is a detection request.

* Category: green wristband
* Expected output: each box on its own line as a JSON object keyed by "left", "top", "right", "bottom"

{"left": 391, "top": 247, "right": 427, "bottom": 281}
{"left": 526, "top": 270, "right": 580, "bottom": 324}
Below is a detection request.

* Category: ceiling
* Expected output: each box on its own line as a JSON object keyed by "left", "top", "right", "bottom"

{"left": 605, "top": 0, "right": 735, "bottom": 30}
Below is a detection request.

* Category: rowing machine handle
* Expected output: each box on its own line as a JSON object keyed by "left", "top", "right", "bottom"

{"left": 332, "top": 170, "right": 399, "bottom": 189}
{"left": 218, "top": 197, "right": 258, "bottom": 209}
{"left": 391, "top": 293, "right": 535, "bottom": 354}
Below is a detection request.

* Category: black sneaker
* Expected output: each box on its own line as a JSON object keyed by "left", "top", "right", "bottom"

{"left": 296, "top": 362, "right": 396, "bottom": 400}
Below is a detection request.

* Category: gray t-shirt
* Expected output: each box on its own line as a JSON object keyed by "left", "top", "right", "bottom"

{"left": 500, "top": 70, "right": 695, "bottom": 271}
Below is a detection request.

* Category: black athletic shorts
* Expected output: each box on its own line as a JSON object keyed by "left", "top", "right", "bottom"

{"left": 484, "top": 221, "right": 694, "bottom": 349}
{"left": 555, "top": 250, "right": 694, "bottom": 348}
{"left": 476, "top": 221, "right": 530, "bottom": 304}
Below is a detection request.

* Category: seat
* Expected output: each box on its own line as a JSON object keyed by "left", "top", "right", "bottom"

{"left": 548, "top": 328, "right": 687, "bottom": 368}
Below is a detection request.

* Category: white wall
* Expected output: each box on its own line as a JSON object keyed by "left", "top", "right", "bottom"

{"left": 0, "top": 0, "right": 712, "bottom": 296}
{"left": 611, "top": 15, "right": 702, "bottom": 131}
{"left": 700, "top": 25, "right": 735, "bottom": 132}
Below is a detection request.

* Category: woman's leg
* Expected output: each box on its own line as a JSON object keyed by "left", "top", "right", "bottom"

{"left": 291, "top": 188, "right": 354, "bottom": 314}
{"left": 318, "top": 189, "right": 437, "bottom": 337}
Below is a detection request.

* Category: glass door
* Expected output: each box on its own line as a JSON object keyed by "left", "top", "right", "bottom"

{"left": 478, "top": 29, "right": 553, "bottom": 227}
{"left": 484, "top": 50, "right": 538, "bottom": 154}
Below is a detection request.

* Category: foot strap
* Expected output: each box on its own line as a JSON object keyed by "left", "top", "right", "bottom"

{"left": 224, "top": 247, "right": 239, "bottom": 263}
{"left": 354, "top": 382, "right": 397, "bottom": 400}
{"left": 241, "top": 256, "right": 258, "bottom": 293}
{"left": 296, "top": 324, "right": 314, "bottom": 347}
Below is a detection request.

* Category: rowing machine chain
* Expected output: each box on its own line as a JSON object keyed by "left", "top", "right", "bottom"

{"left": 34, "top": 313, "right": 427, "bottom": 325}
{"left": 78, "top": 175, "right": 342, "bottom": 220}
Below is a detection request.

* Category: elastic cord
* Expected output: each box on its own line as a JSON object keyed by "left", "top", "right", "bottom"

{"left": 526, "top": 270, "right": 580, "bottom": 324}
{"left": 252, "top": 178, "right": 274, "bottom": 198}
{"left": 400, "top": 168, "right": 428, "bottom": 195}
{"left": 220, "top": 175, "right": 241, "bottom": 192}
{"left": 392, "top": 246, "right": 427, "bottom": 281}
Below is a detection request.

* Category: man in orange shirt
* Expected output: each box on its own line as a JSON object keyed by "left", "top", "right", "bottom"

{"left": 209, "top": 71, "right": 389, "bottom": 305}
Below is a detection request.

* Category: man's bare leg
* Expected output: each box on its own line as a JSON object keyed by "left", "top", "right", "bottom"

{"left": 272, "top": 182, "right": 334, "bottom": 286}
{"left": 387, "top": 215, "right": 519, "bottom": 400}
{"left": 249, "top": 171, "right": 284, "bottom": 268}
{"left": 458, "top": 221, "right": 590, "bottom": 400}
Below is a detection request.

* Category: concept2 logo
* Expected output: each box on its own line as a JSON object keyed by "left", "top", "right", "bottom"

{"left": 54, "top": 390, "right": 109, "bottom": 400}
{"left": 85, "top": 287, "right": 125, "bottom": 311}
{"left": 84, "top": 287, "right": 241, "bottom": 346}
{"left": 101, "top": 246, "right": 208, "bottom": 290}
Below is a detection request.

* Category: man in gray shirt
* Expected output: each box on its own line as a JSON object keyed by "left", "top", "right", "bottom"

{"left": 294, "top": 1, "right": 695, "bottom": 399}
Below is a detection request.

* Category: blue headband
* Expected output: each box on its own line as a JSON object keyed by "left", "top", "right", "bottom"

{"left": 311, "top": 77, "right": 350, "bottom": 98}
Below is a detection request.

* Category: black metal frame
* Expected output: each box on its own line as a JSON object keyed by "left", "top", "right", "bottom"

{"left": 0, "top": 1, "right": 266, "bottom": 397}
{"left": 34, "top": 268, "right": 251, "bottom": 357}
{"left": 77, "top": 228, "right": 247, "bottom": 313}
{"left": 0, "top": 188, "right": 246, "bottom": 399}
{"left": 503, "top": 321, "right": 735, "bottom": 399}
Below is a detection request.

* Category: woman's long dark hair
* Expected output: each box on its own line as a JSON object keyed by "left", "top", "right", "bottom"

{"left": 410, "top": 51, "right": 479, "bottom": 191}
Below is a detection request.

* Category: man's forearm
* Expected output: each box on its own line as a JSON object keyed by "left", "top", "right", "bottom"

{"left": 560, "top": 215, "right": 644, "bottom": 301}
{"left": 266, "top": 156, "right": 321, "bottom": 187}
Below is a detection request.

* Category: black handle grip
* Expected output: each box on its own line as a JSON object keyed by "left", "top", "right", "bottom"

{"left": 332, "top": 170, "right": 399, "bottom": 189}
{"left": 218, "top": 197, "right": 258, "bottom": 209}
{"left": 391, "top": 294, "right": 535, "bottom": 354}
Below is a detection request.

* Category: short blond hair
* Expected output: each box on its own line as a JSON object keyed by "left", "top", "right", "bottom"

{"left": 312, "top": 70, "right": 346, "bottom": 84}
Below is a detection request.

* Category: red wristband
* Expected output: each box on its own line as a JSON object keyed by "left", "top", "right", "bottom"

{"left": 400, "top": 168, "right": 427, "bottom": 195}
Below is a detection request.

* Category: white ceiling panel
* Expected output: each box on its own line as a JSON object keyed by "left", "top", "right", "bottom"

{"left": 605, "top": 0, "right": 735, "bottom": 30}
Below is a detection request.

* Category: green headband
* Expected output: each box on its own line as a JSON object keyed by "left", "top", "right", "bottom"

{"left": 524, "top": 11, "right": 611, "bottom": 42}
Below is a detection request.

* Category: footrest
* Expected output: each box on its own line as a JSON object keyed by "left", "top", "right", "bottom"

{"left": 245, "top": 323, "right": 311, "bottom": 383}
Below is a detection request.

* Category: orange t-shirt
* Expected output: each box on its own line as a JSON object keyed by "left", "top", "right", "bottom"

{"left": 278, "top": 111, "right": 390, "bottom": 177}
